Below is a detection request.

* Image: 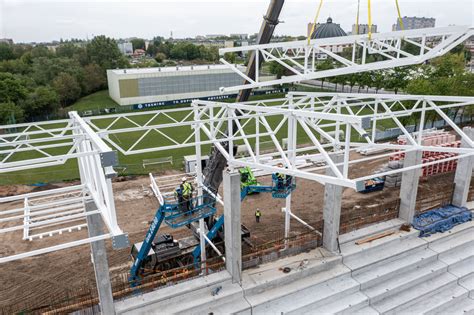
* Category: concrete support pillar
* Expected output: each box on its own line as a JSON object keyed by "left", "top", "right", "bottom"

{"left": 323, "top": 153, "right": 344, "bottom": 253}
{"left": 223, "top": 169, "right": 242, "bottom": 284}
{"left": 399, "top": 150, "right": 423, "bottom": 223}
{"left": 85, "top": 201, "right": 115, "bottom": 315}
{"left": 453, "top": 127, "right": 474, "bottom": 207}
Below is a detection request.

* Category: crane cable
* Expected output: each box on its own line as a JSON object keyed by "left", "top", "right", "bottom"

{"left": 395, "top": 0, "right": 405, "bottom": 30}
{"left": 307, "top": 0, "right": 324, "bottom": 46}
{"left": 355, "top": 0, "right": 361, "bottom": 35}
{"left": 367, "top": 0, "right": 372, "bottom": 40}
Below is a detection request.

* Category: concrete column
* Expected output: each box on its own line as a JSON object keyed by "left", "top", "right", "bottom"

{"left": 85, "top": 201, "right": 115, "bottom": 315}
{"left": 223, "top": 169, "right": 242, "bottom": 284}
{"left": 453, "top": 127, "right": 474, "bottom": 207}
{"left": 399, "top": 150, "right": 423, "bottom": 223}
{"left": 323, "top": 153, "right": 344, "bottom": 253}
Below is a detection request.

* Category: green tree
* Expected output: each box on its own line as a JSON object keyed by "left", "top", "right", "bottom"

{"left": 384, "top": 67, "right": 409, "bottom": 94}
{"left": 269, "top": 61, "right": 286, "bottom": 79}
{"left": 0, "top": 73, "right": 29, "bottom": 103}
{"left": 0, "top": 58, "right": 31, "bottom": 75}
{"left": 21, "top": 86, "right": 60, "bottom": 119}
{"left": 155, "top": 52, "right": 167, "bottom": 63}
{"left": 87, "top": 35, "right": 128, "bottom": 70}
{"left": 131, "top": 38, "right": 146, "bottom": 51}
{"left": 53, "top": 73, "right": 81, "bottom": 106}
{"left": 30, "top": 45, "right": 52, "bottom": 58}
{"left": 82, "top": 63, "right": 106, "bottom": 94}
{"left": 0, "top": 102, "right": 24, "bottom": 124}
{"left": 223, "top": 52, "right": 236, "bottom": 64}
{"left": 146, "top": 43, "right": 158, "bottom": 56}
{"left": 56, "top": 42, "right": 84, "bottom": 58}
{"left": 0, "top": 43, "right": 15, "bottom": 61}
{"left": 316, "top": 60, "right": 334, "bottom": 88}
{"left": 157, "top": 42, "right": 173, "bottom": 57}
{"left": 170, "top": 42, "right": 200, "bottom": 60}
{"left": 31, "top": 57, "right": 84, "bottom": 86}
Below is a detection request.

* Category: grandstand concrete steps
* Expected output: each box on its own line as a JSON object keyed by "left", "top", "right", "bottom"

{"left": 341, "top": 227, "right": 427, "bottom": 272}
{"left": 398, "top": 282, "right": 468, "bottom": 315}
{"left": 371, "top": 271, "right": 458, "bottom": 314}
{"left": 351, "top": 305, "right": 380, "bottom": 315}
{"left": 338, "top": 218, "right": 405, "bottom": 245}
{"left": 115, "top": 272, "right": 246, "bottom": 315}
{"left": 460, "top": 273, "right": 474, "bottom": 297}
{"left": 449, "top": 255, "right": 474, "bottom": 279}
{"left": 352, "top": 245, "right": 438, "bottom": 290}
{"left": 433, "top": 296, "right": 474, "bottom": 315}
{"left": 297, "top": 291, "right": 370, "bottom": 315}
{"left": 246, "top": 264, "right": 355, "bottom": 314}
{"left": 363, "top": 259, "right": 448, "bottom": 305}
{"left": 425, "top": 221, "right": 474, "bottom": 257}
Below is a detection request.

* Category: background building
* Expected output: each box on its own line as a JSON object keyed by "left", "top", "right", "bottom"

{"left": 392, "top": 16, "right": 436, "bottom": 31}
{"left": 308, "top": 17, "right": 347, "bottom": 39}
{"left": 466, "top": 36, "right": 474, "bottom": 72}
{"left": 0, "top": 38, "right": 13, "bottom": 45}
{"left": 107, "top": 65, "right": 246, "bottom": 107}
{"left": 230, "top": 34, "right": 249, "bottom": 40}
{"left": 352, "top": 24, "right": 378, "bottom": 35}
{"left": 307, "top": 17, "right": 349, "bottom": 58}
{"left": 117, "top": 42, "right": 133, "bottom": 55}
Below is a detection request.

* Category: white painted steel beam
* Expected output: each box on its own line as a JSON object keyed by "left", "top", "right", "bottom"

{"left": 218, "top": 26, "right": 474, "bottom": 93}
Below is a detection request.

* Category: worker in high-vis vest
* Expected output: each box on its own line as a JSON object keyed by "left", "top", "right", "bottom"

{"left": 255, "top": 208, "right": 262, "bottom": 223}
{"left": 180, "top": 177, "right": 194, "bottom": 211}
{"left": 276, "top": 163, "right": 286, "bottom": 190}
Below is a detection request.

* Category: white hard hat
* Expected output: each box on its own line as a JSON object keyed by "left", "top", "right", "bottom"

{"left": 181, "top": 177, "right": 187, "bottom": 182}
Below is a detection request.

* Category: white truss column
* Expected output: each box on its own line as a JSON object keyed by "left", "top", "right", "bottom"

{"left": 323, "top": 153, "right": 344, "bottom": 253}
{"left": 453, "top": 127, "right": 474, "bottom": 207}
{"left": 399, "top": 150, "right": 423, "bottom": 223}
{"left": 85, "top": 201, "right": 115, "bottom": 315}
{"left": 223, "top": 169, "right": 242, "bottom": 284}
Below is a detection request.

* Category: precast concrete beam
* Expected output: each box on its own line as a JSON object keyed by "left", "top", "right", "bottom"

{"left": 323, "top": 153, "right": 344, "bottom": 253}
{"left": 453, "top": 127, "right": 474, "bottom": 207}
{"left": 223, "top": 169, "right": 242, "bottom": 284}
{"left": 85, "top": 201, "right": 115, "bottom": 315}
{"left": 399, "top": 150, "right": 423, "bottom": 223}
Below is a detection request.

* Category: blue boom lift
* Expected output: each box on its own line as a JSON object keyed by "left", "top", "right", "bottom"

{"left": 129, "top": 168, "right": 295, "bottom": 285}
{"left": 191, "top": 169, "right": 296, "bottom": 265}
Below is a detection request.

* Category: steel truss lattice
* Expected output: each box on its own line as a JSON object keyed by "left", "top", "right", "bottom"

{"left": 0, "top": 112, "right": 128, "bottom": 264}
{"left": 1, "top": 92, "right": 473, "bottom": 264}
{"left": 217, "top": 26, "right": 474, "bottom": 93}
{"left": 192, "top": 92, "right": 474, "bottom": 190}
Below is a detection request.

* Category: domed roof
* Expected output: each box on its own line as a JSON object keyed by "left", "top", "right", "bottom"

{"left": 311, "top": 17, "right": 347, "bottom": 39}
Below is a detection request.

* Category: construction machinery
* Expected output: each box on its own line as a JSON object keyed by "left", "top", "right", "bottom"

{"left": 129, "top": 169, "right": 296, "bottom": 283}
{"left": 358, "top": 177, "right": 385, "bottom": 194}
{"left": 130, "top": 0, "right": 287, "bottom": 285}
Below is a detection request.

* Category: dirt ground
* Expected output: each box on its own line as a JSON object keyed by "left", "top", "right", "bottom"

{"left": 0, "top": 152, "right": 469, "bottom": 312}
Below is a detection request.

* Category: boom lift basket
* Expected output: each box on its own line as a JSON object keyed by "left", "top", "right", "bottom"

{"left": 164, "top": 193, "right": 217, "bottom": 228}
{"left": 271, "top": 174, "right": 296, "bottom": 198}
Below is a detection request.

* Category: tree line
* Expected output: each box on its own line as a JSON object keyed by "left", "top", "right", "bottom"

{"left": 144, "top": 37, "right": 221, "bottom": 64}
{"left": 0, "top": 36, "right": 128, "bottom": 123}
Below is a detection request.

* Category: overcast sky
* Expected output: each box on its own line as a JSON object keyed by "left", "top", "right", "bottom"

{"left": 1, "top": 0, "right": 473, "bottom": 43}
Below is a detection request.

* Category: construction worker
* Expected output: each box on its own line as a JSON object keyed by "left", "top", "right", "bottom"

{"left": 275, "top": 163, "right": 286, "bottom": 190}
{"left": 255, "top": 208, "right": 262, "bottom": 223}
{"left": 174, "top": 186, "right": 184, "bottom": 212}
{"left": 180, "top": 177, "right": 194, "bottom": 212}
